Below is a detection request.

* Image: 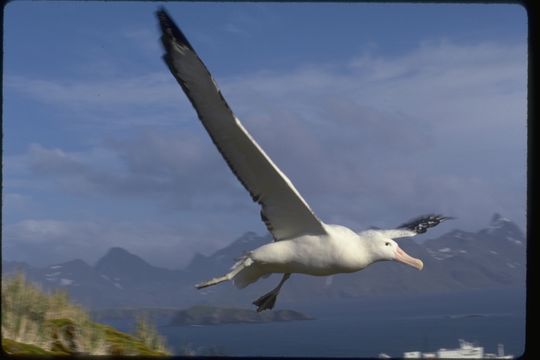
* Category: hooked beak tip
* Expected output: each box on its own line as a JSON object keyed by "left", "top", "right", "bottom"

{"left": 395, "top": 247, "right": 424, "bottom": 271}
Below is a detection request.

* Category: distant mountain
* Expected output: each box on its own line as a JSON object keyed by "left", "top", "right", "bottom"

{"left": 2, "top": 252, "right": 189, "bottom": 309}
{"left": 319, "top": 213, "right": 526, "bottom": 298}
{"left": 95, "top": 247, "right": 182, "bottom": 285}
{"left": 2, "top": 214, "right": 526, "bottom": 309}
{"left": 183, "top": 232, "right": 269, "bottom": 279}
{"left": 421, "top": 213, "right": 525, "bottom": 287}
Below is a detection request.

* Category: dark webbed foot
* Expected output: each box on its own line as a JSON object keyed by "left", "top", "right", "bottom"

{"left": 253, "top": 273, "right": 290, "bottom": 312}
{"left": 253, "top": 290, "right": 278, "bottom": 312}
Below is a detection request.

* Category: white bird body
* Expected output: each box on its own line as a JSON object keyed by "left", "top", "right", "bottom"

{"left": 251, "top": 225, "right": 370, "bottom": 276}
{"left": 156, "top": 9, "right": 451, "bottom": 311}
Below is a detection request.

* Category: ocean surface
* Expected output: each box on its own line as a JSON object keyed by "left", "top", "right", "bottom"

{"left": 104, "top": 288, "right": 526, "bottom": 357}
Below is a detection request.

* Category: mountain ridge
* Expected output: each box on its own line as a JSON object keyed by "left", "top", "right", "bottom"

{"left": 2, "top": 213, "right": 526, "bottom": 309}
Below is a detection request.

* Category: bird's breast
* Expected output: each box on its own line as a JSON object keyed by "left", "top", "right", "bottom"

{"left": 250, "top": 235, "right": 366, "bottom": 276}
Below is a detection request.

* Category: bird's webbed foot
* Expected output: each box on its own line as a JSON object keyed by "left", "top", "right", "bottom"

{"left": 253, "top": 289, "right": 279, "bottom": 312}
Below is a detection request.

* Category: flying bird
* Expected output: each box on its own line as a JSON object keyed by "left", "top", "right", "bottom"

{"left": 156, "top": 9, "right": 452, "bottom": 312}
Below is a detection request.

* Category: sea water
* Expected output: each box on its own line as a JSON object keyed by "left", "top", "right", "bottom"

{"left": 106, "top": 288, "right": 527, "bottom": 357}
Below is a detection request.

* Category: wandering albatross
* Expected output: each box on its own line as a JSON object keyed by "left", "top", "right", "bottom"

{"left": 156, "top": 9, "right": 452, "bottom": 312}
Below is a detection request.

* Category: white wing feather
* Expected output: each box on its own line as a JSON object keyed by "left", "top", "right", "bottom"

{"left": 157, "top": 10, "right": 327, "bottom": 241}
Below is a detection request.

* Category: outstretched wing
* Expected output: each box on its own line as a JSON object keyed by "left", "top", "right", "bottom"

{"left": 375, "top": 214, "right": 453, "bottom": 239}
{"left": 157, "top": 9, "right": 327, "bottom": 241}
{"left": 398, "top": 214, "right": 453, "bottom": 234}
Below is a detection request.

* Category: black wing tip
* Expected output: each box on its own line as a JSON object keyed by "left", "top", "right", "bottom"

{"left": 156, "top": 7, "right": 195, "bottom": 52}
{"left": 398, "top": 214, "right": 454, "bottom": 234}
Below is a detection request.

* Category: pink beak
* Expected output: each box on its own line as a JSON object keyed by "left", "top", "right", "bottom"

{"left": 395, "top": 246, "right": 424, "bottom": 270}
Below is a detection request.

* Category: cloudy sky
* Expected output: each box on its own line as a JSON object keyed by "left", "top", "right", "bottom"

{"left": 3, "top": 2, "right": 527, "bottom": 269}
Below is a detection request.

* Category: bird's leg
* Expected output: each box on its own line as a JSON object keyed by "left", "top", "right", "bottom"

{"left": 253, "top": 273, "right": 291, "bottom": 312}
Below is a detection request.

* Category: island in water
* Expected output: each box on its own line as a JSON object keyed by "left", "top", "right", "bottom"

{"left": 169, "top": 305, "right": 313, "bottom": 326}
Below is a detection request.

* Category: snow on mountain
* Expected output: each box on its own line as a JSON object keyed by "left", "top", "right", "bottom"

{"left": 2, "top": 214, "right": 526, "bottom": 309}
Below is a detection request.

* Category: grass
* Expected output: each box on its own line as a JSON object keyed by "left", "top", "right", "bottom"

{"left": 1, "top": 273, "right": 171, "bottom": 356}
{"left": 2, "top": 338, "right": 66, "bottom": 355}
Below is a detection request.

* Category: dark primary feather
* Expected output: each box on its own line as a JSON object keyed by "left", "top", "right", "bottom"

{"left": 156, "top": 8, "right": 195, "bottom": 52}
{"left": 156, "top": 8, "right": 327, "bottom": 242}
{"left": 157, "top": 10, "right": 257, "bottom": 201}
{"left": 398, "top": 214, "right": 454, "bottom": 234}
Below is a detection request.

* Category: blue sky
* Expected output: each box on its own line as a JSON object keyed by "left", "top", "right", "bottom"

{"left": 2, "top": 2, "right": 527, "bottom": 268}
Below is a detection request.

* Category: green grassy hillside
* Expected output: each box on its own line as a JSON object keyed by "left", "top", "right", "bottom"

{"left": 1, "top": 273, "right": 170, "bottom": 356}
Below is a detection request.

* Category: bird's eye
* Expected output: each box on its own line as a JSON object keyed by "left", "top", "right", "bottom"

{"left": 385, "top": 242, "right": 390, "bottom": 246}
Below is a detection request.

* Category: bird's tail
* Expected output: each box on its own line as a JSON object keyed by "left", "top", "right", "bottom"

{"left": 195, "top": 254, "right": 266, "bottom": 289}
{"left": 231, "top": 255, "right": 268, "bottom": 289}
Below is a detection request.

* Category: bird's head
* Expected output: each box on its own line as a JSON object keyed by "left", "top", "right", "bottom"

{"left": 369, "top": 233, "right": 423, "bottom": 270}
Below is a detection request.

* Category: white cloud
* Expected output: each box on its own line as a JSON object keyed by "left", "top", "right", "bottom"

{"left": 213, "top": 40, "right": 526, "bottom": 229}
{"left": 224, "top": 23, "right": 244, "bottom": 35}
{"left": 19, "top": 220, "right": 85, "bottom": 241}
{"left": 3, "top": 72, "right": 191, "bottom": 128}
{"left": 5, "top": 73, "right": 177, "bottom": 106}
{"left": 2, "top": 218, "right": 237, "bottom": 268}
{"left": 3, "top": 39, "right": 527, "bottom": 266}
{"left": 15, "top": 133, "right": 250, "bottom": 211}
